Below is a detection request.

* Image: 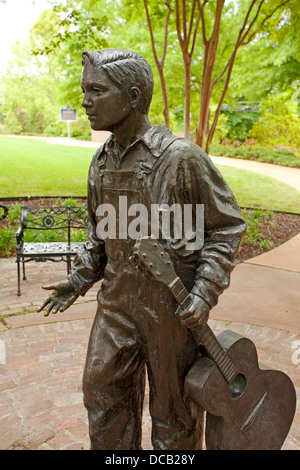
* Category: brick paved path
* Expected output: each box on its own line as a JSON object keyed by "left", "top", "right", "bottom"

{"left": 0, "top": 259, "right": 299, "bottom": 450}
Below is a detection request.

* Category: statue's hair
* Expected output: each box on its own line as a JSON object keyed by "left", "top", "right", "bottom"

{"left": 82, "top": 49, "right": 153, "bottom": 114}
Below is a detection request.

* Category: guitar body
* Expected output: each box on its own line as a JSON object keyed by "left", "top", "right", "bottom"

{"left": 185, "top": 330, "right": 296, "bottom": 450}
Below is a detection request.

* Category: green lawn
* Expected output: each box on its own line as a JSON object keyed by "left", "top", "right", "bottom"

{"left": 0, "top": 135, "right": 299, "bottom": 213}
{"left": 0, "top": 136, "right": 93, "bottom": 196}
{"left": 217, "top": 165, "right": 300, "bottom": 213}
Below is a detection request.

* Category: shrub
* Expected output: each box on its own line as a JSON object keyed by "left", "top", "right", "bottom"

{"left": 242, "top": 208, "right": 274, "bottom": 250}
{"left": 3, "top": 110, "right": 22, "bottom": 135}
{"left": 210, "top": 143, "right": 300, "bottom": 167}
{"left": 0, "top": 227, "right": 15, "bottom": 256}
{"left": 8, "top": 203, "right": 21, "bottom": 224}
{"left": 222, "top": 110, "right": 259, "bottom": 142}
{"left": 250, "top": 93, "right": 300, "bottom": 157}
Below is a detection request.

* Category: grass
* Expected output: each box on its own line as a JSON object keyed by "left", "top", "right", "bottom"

{"left": 0, "top": 135, "right": 92, "bottom": 196}
{"left": 215, "top": 165, "right": 300, "bottom": 213}
{"left": 0, "top": 135, "right": 299, "bottom": 213}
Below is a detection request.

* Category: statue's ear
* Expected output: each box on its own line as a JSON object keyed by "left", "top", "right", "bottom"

{"left": 130, "top": 87, "right": 141, "bottom": 109}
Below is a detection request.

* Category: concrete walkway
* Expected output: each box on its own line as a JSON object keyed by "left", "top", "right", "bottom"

{"left": 0, "top": 232, "right": 299, "bottom": 450}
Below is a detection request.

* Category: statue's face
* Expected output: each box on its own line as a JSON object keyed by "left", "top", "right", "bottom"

{"left": 81, "top": 63, "right": 131, "bottom": 132}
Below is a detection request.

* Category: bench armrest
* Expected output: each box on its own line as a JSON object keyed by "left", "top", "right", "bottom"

{"left": 15, "top": 226, "right": 24, "bottom": 248}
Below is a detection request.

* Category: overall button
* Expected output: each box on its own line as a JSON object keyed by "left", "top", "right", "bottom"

{"left": 136, "top": 172, "right": 143, "bottom": 179}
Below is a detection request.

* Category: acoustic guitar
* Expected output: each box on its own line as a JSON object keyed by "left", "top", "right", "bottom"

{"left": 131, "top": 236, "right": 296, "bottom": 450}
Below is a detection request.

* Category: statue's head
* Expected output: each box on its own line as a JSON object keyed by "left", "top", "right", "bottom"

{"left": 82, "top": 49, "right": 154, "bottom": 115}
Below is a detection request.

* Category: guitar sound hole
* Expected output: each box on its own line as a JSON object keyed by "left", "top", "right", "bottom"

{"left": 229, "top": 374, "right": 246, "bottom": 398}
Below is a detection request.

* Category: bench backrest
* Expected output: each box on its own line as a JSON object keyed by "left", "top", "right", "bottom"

{"left": 21, "top": 206, "right": 88, "bottom": 245}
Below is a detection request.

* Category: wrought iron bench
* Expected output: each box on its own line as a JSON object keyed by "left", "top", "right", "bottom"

{"left": 16, "top": 206, "right": 89, "bottom": 295}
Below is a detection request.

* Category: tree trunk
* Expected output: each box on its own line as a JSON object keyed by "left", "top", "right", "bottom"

{"left": 205, "top": 54, "right": 236, "bottom": 154}
{"left": 175, "top": 0, "right": 200, "bottom": 141}
{"left": 196, "top": 45, "right": 210, "bottom": 148}
{"left": 158, "top": 66, "right": 170, "bottom": 128}
{"left": 196, "top": 0, "right": 225, "bottom": 149}
{"left": 143, "top": 0, "right": 171, "bottom": 128}
{"left": 184, "top": 56, "right": 191, "bottom": 139}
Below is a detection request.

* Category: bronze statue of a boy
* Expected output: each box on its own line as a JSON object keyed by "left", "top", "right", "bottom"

{"left": 38, "top": 49, "right": 246, "bottom": 450}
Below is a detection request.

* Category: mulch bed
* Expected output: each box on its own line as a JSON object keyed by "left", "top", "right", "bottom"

{"left": 238, "top": 210, "right": 300, "bottom": 262}
{"left": 0, "top": 197, "right": 299, "bottom": 262}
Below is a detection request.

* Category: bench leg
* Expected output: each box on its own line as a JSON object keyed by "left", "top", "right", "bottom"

{"left": 22, "top": 257, "right": 26, "bottom": 280}
{"left": 17, "top": 259, "right": 21, "bottom": 296}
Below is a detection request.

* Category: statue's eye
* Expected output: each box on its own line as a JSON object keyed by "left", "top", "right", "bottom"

{"left": 93, "top": 88, "right": 105, "bottom": 94}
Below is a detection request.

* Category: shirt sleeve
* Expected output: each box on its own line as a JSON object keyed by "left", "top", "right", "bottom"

{"left": 68, "top": 148, "right": 107, "bottom": 296}
{"left": 154, "top": 141, "right": 247, "bottom": 309}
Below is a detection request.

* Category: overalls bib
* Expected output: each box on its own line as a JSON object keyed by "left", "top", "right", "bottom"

{"left": 82, "top": 146, "right": 204, "bottom": 450}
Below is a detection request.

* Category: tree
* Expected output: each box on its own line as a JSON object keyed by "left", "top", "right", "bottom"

{"left": 31, "top": 0, "right": 109, "bottom": 109}
{"left": 228, "top": 0, "right": 300, "bottom": 104}
{"left": 139, "top": 0, "right": 293, "bottom": 150}
{"left": 143, "top": 0, "right": 172, "bottom": 128}
{"left": 6, "top": 0, "right": 295, "bottom": 150}
{"left": 195, "top": 0, "right": 292, "bottom": 152}
{"left": 173, "top": 0, "right": 201, "bottom": 139}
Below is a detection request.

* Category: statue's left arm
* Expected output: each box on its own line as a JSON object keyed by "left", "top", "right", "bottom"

{"left": 188, "top": 150, "right": 247, "bottom": 311}
{"left": 156, "top": 142, "right": 247, "bottom": 329}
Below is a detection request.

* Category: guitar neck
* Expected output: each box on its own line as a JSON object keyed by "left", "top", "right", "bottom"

{"left": 169, "top": 277, "right": 238, "bottom": 384}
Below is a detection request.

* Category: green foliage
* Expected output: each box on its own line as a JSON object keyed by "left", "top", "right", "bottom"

{"left": 211, "top": 111, "right": 229, "bottom": 144}
{"left": 222, "top": 110, "right": 259, "bottom": 142}
{"left": 7, "top": 203, "right": 21, "bottom": 224}
{"left": 69, "top": 115, "right": 91, "bottom": 141}
{"left": 32, "top": 5, "right": 108, "bottom": 57}
{"left": 249, "top": 93, "right": 300, "bottom": 157}
{"left": 0, "top": 4, "right": 108, "bottom": 138}
{"left": 242, "top": 208, "right": 274, "bottom": 250}
{"left": 61, "top": 197, "right": 85, "bottom": 208}
{"left": 3, "top": 110, "right": 23, "bottom": 135}
{"left": 211, "top": 143, "right": 300, "bottom": 168}
{"left": 0, "top": 0, "right": 299, "bottom": 151}
{"left": 229, "top": 0, "right": 300, "bottom": 103}
{"left": 0, "top": 227, "right": 15, "bottom": 256}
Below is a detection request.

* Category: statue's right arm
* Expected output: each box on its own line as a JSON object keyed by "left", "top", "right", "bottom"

{"left": 38, "top": 148, "right": 107, "bottom": 316}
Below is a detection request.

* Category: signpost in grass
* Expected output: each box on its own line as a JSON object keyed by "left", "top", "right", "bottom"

{"left": 60, "top": 106, "right": 77, "bottom": 138}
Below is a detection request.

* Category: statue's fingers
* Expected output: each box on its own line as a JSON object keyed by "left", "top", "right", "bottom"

{"left": 52, "top": 304, "right": 61, "bottom": 314}
{"left": 59, "top": 295, "right": 78, "bottom": 312}
{"left": 36, "top": 297, "right": 51, "bottom": 312}
{"left": 44, "top": 300, "right": 57, "bottom": 317}
{"left": 175, "top": 305, "right": 182, "bottom": 316}
{"left": 42, "top": 283, "right": 60, "bottom": 291}
{"left": 178, "top": 305, "right": 195, "bottom": 321}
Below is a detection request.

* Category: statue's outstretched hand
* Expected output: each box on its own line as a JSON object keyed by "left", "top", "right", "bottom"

{"left": 37, "top": 280, "right": 79, "bottom": 316}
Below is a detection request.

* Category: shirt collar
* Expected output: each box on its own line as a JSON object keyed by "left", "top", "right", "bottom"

{"left": 99, "top": 124, "right": 177, "bottom": 161}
